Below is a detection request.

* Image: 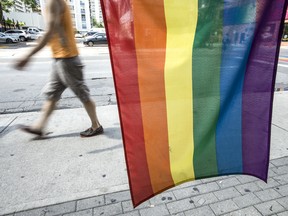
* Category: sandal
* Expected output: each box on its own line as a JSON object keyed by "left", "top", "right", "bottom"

{"left": 19, "top": 125, "right": 43, "bottom": 136}
{"left": 80, "top": 126, "right": 104, "bottom": 137}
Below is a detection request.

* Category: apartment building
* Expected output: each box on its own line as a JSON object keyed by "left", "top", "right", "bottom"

{"left": 12, "top": 0, "right": 33, "bottom": 13}
{"left": 39, "top": 0, "right": 91, "bottom": 32}
{"left": 94, "top": 0, "right": 103, "bottom": 24}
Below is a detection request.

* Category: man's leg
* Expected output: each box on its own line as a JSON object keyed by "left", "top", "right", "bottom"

{"left": 60, "top": 56, "right": 103, "bottom": 137}
{"left": 20, "top": 99, "right": 57, "bottom": 135}
{"left": 83, "top": 99, "right": 101, "bottom": 130}
{"left": 32, "top": 99, "right": 57, "bottom": 131}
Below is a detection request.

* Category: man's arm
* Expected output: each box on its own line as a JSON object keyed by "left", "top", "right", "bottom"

{"left": 14, "top": 0, "right": 64, "bottom": 69}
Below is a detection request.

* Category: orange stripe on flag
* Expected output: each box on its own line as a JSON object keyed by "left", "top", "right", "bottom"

{"left": 132, "top": 0, "right": 175, "bottom": 192}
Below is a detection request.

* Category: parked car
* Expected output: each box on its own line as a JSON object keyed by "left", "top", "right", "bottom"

{"left": 75, "top": 33, "right": 83, "bottom": 38}
{"left": 0, "top": 32, "right": 19, "bottom": 43}
{"left": 83, "top": 33, "right": 107, "bottom": 46}
{"left": 4, "top": 29, "right": 31, "bottom": 41}
{"left": 29, "top": 32, "right": 42, "bottom": 40}
{"left": 83, "top": 31, "right": 102, "bottom": 37}
{"left": 27, "top": 27, "right": 45, "bottom": 36}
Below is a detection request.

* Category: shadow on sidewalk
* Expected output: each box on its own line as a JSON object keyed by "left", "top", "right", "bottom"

{"left": 88, "top": 143, "right": 122, "bottom": 154}
{"left": 31, "top": 132, "right": 79, "bottom": 140}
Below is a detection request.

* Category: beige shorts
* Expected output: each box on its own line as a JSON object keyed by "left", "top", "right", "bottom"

{"left": 42, "top": 56, "right": 90, "bottom": 103}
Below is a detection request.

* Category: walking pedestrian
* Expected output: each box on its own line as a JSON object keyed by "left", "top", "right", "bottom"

{"left": 14, "top": 0, "right": 103, "bottom": 137}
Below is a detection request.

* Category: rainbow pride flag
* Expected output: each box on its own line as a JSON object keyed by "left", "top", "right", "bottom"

{"left": 101, "top": 0, "right": 287, "bottom": 206}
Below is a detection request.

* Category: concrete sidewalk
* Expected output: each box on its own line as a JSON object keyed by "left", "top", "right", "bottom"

{"left": 0, "top": 92, "right": 288, "bottom": 216}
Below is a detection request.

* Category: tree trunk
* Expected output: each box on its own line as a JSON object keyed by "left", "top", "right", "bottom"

{"left": 0, "top": 2, "right": 3, "bottom": 23}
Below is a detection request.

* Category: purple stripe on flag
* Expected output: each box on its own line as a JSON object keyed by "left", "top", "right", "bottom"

{"left": 242, "top": 0, "right": 287, "bottom": 180}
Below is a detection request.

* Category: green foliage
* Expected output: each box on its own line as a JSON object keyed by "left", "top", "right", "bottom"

{"left": 23, "top": 0, "right": 39, "bottom": 11}
{"left": 19, "top": 21, "right": 25, "bottom": 27}
{"left": 92, "top": 18, "right": 104, "bottom": 28}
{"left": 0, "top": 0, "right": 13, "bottom": 22}
{"left": 0, "top": 0, "right": 14, "bottom": 13}
{"left": 6, "top": 18, "right": 12, "bottom": 25}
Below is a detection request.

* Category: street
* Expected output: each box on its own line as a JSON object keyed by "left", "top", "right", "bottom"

{"left": 0, "top": 43, "right": 116, "bottom": 114}
{"left": 277, "top": 46, "right": 288, "bottom": 90}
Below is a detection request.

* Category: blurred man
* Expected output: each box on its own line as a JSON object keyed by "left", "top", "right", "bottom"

{"left": 15, "top": 0, "right": 103, "bottom": 137}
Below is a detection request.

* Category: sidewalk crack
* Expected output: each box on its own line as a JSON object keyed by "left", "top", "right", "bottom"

{"left": 272, "top": 123, "right": 288, "bottom": 133}
{"left": 0, "top": 116, "right": 18, "bottom": 134}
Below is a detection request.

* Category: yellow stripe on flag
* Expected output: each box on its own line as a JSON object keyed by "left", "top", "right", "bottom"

{"left": 164, "top": 0, "right": 198, "bottom": 184}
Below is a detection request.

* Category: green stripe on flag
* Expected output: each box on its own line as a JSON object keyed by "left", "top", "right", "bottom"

{"left": 192, "top": 0, "right": 223, "bottom": 178}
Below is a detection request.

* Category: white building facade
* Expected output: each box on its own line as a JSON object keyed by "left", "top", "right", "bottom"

{"left": 94, "top": 0, "right": 103, "bottom": 24}
{"left": 39, "top": 0, "right": 92, "bottom": 32}
{"left": 12, "top": 0, "right": 33, "bottom": 13}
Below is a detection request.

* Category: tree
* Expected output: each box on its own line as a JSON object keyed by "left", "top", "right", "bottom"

{"left": 0, "top": 0, "right": 13, "bottom": 23}
{"left": 92, "top": 18, "right": 104, "bottom": 28}
{"left": 1, "top": 0, "right": 39, "bottom": 23}
{"left": 23, "top": 0, "right": 40, "bottom": 12}
{"left": 6, "top": 18, "right": 13, "bottom": 28}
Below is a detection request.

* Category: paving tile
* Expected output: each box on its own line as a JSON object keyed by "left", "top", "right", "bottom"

{"left": 44, "top": 201, "right": 77, "bottom": 216}
{"left": 269, "top": 162, "right": 276, "bottom": 168}
{"left": 189, "top": 192, "right": 218, "bottom": 207}
{"left": 105, "top": 191, "right": 131, "bottom": 204}
{"left": 77, "top": 196, "right": 104, "bottom": 211}
{"left": 274, "top": 174, "right": 288, "bottom": 185}
{"left": 14, "top": 208, "right": 48, "bottom": 216}
{"left": 15, "top": 202, "right": 76, "bottom": 216}
{"left": 255, "top": 200, "right": 285, "bottom": 216}
{"left": 255, "top": 188, "right": 282, "bottom": 201}
{"left": 122, "top": 200, "right": 150, "bottom": 213}
{"left": 173, "top": 213, "right": 185, "bottom": 216}
{"left": 272, "top": 166, "right": 288, "bottom": 175}
{"left": 172, "top": 182, "right": 219, "bottom": 200}
{"left": 235, "top": 182, "right": 262, "bottom": 195}
{"left": 232, "top": 193, "right": 261, "bottom": 208}
{"left": 139, "top": 204, "right": 169, "bottom": 216}
{"left": 255, "top": 178, "right": 280, "bottom": 190}
{"left": 168, "top": 180, "right": 201, "bottom": 191}
{"left": 213, "top": 187, "right": 241, "bottom": 201}
{"left": 184, "top": 206, "right": 215, "bottom": 216}
{"left": 63, "top": 209, "right": 92, "bottom": 216}
{"left": 209, "top": 200, "right": 239, "bottom": 215}
{"left": 236, "top": 175, "right": 257, "bottom": 184}
{"left": 269, "top": 170, "right": 278, "bottom": 178}
{"left": 277, "top": 211, "right": 288, "bottom": 216}
{"left": 172, "top": 186, "right": 200, "bottom": 200}
{"left": 277, "top": 197, "right": 288, "bottom": 210}
{"left": 166, "top": 198, "right": 195, "bottom": 214}
{"left": 275, "top": 184, "right": 288, "bottom": 196}
{"left": 93, "top": 203, "right": 122, "bottom": 216}
{"left": 217, "top": 177, "right": 241, "bottom": 189}
{"left": 149, "top": 191, "right": 176, "bottom": 205}
{"left": 271, "top": 157, "right": 288, "bottom": 167}
{"left": 194, "top": 182, "right": 220, "bottom": 194}
{"left": 222, "top": 206, "right": 262, "bottom": 216}
{"left": 117, "top": 211, "right": 140, "bottom": 216}
{"left": 201, "top": 176, "right": 223, "bottom": 183}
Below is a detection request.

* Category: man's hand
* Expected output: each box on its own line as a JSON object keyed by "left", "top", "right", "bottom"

{"left": 14, "top": 57, "right": 30, "bottom": 70}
